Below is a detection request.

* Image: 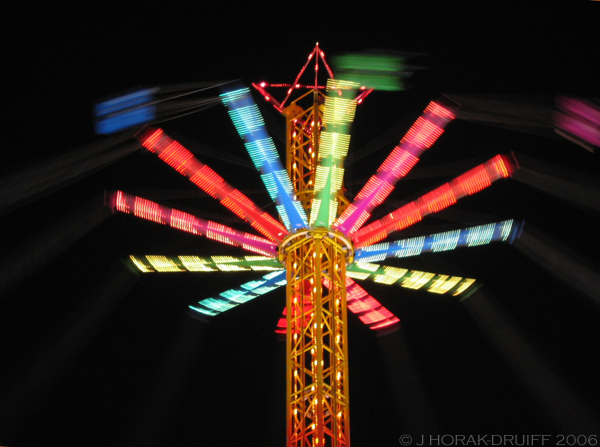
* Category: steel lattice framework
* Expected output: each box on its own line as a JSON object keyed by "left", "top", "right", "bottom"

{"left": 107, "top": 44, "right": 522, "bottom": 446}
{"left": 283, "top": 89, "right": 322, "bottom": 211}
{"left": 282, "top": 228, "right": 351, "bottom": 446}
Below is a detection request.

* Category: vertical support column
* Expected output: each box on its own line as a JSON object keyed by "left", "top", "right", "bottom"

{"left": 284, "top": 91, "right": 323, "bottom": 213}
{"left": 283, "top": 229, "right": 351, "bottom": 447}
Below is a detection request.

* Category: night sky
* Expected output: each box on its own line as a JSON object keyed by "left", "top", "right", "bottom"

{"left": 1, "top": 4, "right": 599, "bottom": 447}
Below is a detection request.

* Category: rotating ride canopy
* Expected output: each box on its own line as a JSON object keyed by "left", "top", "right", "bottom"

{"left": 2, "top": 43, "right": 599, "bottom": 446}
{"left": 102, "top": 44, "right": 526, "bottom": 446}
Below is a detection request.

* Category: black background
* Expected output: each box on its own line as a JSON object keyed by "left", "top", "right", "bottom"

{"left": 1, "top": 4, "right": 599, "bottom": 446}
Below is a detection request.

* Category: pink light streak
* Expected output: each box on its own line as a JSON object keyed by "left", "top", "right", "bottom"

{"left": 346, "top": 278, "right": 400, "bottom": 330}
{"left": 109, "top": 190, "right": 277, "bottom": 257}
{"left": 334, "top": 101, "right": 456, "bottom": 235}
{"left": 275, "top": 276, "right": 400, "bottom": 334}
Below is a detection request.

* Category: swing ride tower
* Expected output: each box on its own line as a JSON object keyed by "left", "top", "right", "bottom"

{"left": 265, "top": 44, "right": 355, "bottom": 447}
{"left": 109, "top": 43, "right": 515, "bottom": 447}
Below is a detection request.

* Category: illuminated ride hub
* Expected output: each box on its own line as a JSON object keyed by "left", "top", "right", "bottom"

{"left": 105, "top": 44, "right": 522, "bottom": 447}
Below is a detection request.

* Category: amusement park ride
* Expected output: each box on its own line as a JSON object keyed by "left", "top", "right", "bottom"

{"left": 2, "top": 42, "right": 599, "bottom": 446}
{"left": 99, "top": 44, "right": 527, "bottom": 446}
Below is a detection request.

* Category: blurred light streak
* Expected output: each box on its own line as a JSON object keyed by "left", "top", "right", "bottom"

{"left": 0, "top": 262, "right": 139, "bottom": 440}
{"left": 354, "top": 220, "right": 522, "bottom": 262}
{"left": 352, "top": 155, "right": 514, "bottom": 247}
{"left": 94, "top": 82, "right": 230, "bottom": 134}
{"left": 125, "top": 313, "right": 207, "bottom": 447}
{"left": 554, "top": 97, "right": 600, "bottom": 152}
{"left": 0, "top": 194, "right": 111, "bottom": 298}
{"left": 345, "top": 277, "right": 400, "bottom": 331}
{"left": 335, "top": 101, "right": 456, "bottom": 234}
{"left": 167, "top": 131, "right": 255, "bottom": 170}
{"left": 332, "top": 52, "right": 407, "bottom": 91}
{"left": 94, "top": 88, "right": 158, "bottom": 135}
{"left": 512, "top": 225, "right": 600, "bottom": 307}
{"left": 128, "top": 255, "right": 283, "bottom": 273}
{"left": 274, "top": 303, "right": 311, "bottom": 336}
{"left": 107, "top": 191, "right": 277, "bottom": 257}
{"left": 376, "top": 331, "right": 439, "bottom": 436}
{"left": 445, "top": 94, "right": 600, "bottom": 152}
{"left": 445, "top": 93, "right": 557, "bottom": 141}
{"left": 221, "top": 86, "right": 308, "bottom": 230}
{"left": 512, "top": 152, "right": 600, "bottom": 212}
{"left": 0, "top": 132, "right": 140, "bottom": 216}
{"left": 275, "top": 277, "right": 400, "bottom": 334}
{"left": 310, "top": 79, "right": 358, "bottom": 227}
{"left": 347, "top": 263, "right": 476, "bottom": 296}
{"left": 139, "top": 128, "right": 287, "bottom": 242}
{"left": 462, "top": 288, "right": 600, "bottom": 433}
{"left": 189, "top": 271, "right": 286, "bottom": 317}
{"left": 346, "top": 116, "right": 433, "bottom": 168}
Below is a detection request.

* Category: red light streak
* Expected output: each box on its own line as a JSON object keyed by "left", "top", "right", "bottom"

{"left": 379, "top": 147, "right": 419, "bottom": 178}
{"left": 114, "top": 190, "right": 129, "bottom": 213}
{"left": 425, "top": 101, "right": 456, "bottom": 120}
{"left": 141, "top": 128, "right": 163, "bottom": 149}
{"left": 352, "top": 155, "right": 513, "bottom": 247}
{"left": 402, "top": 117, "right": 444, "bottom": 149}
{"left": 138, "top": 128, "right": 288, "bottom": 242}
{"left": 420, "top": 183, "right": 457, "bottom": 213}
{"left": 455, "top": 166, "right": 492, "bottom": 195}
{"left": 158, "top": 141, "right": 195, "bottom": 175}
{"left": 489, "top": 154, "right": 510, "bottom": 178}
{"left": 189, "top": 165, "right": 221, "bottom": 198}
